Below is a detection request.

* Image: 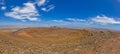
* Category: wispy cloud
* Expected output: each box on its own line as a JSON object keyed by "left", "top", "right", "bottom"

{"left": 67, "top": 18, "right": 86, "bottom": 22}
{"left": 36, "top": 0, "right": 55, "bottom": 12}
{"left": 36, "top": 0, "right": 46, "bottom": 6}
{"left": 5, "top": 2, "right": 39, "bottom": 21}
{"left": 50, "top": 20, "right": 71, "bottom": 26}
{"left": 41, "top": 5, "right": 55, "bottom": 12}
{"left": 51, "top": 18, "right": 87, "bottom": 26}
{"left": 91, "top": 16, "right": 120, "bottom": 25}
{"left": 1, "top": 6, "right": 6, "bottom": 10}
{"left": 50, "top": 15, "right": 120, "bottom": 27}
{"left": 52, "top": 20, "right": 64, "bottom": 22}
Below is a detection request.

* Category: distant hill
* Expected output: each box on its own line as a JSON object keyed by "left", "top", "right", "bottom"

{"left": 0, "top": 25, "right": 24, "bottom": 30}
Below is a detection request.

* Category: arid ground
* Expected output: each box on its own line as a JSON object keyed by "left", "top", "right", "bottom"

{"left": 0, "top": 27, "right": 120, "bottom": 54}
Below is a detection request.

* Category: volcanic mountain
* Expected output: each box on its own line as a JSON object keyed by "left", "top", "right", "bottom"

{"left": 0, "top": 27, "right": 120, "bottom": 54}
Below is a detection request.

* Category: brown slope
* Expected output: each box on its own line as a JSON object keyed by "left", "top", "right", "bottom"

{"left": 96, "top": 32, "right": 120, "bottom": 54}
{"left": 11, "top": 27, "right": 114, "bottom": 44}
{"left": 13, "top": 28, "right": 88, "bottom": 43}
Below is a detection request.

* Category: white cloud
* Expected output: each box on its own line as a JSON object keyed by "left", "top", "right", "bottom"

{"left": 36, "top": 0, "right": 55, "bottom": 12}
{"left": 50, "top": 16, "right": 120, "bottom": 26}
{"left": 67, "top": 18, "right": 86, "bottom": 22}
{"left": 41, "top": 5, "right": 55, "bottom": 12}
{"left": 51, "top": 18, "right": 87, "bottom": 25}
{"left": 91, "top": 16, "right": 120, "bottom": 25}
{"left": 37, "top": 0, "right": 46, "bottom": 6}
{"left": 21, "top": 20, "right": 27, "bottom": 22}
{"left": 4, "top": 0, "right": 55, "bottom": 21}
{"left": 1, "top": 6, "right": 6, "bottom": 10}
{"left": 52, "top": 20, "right": 64, "bottom": 22}
{"left": 51, "top": 20, "right": 71, "bottom": 26}
{"left": 5, "top": 2, "right": 39, "bottom": 21}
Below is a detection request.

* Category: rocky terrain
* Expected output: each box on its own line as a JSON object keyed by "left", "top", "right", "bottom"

{"left": 0, "top": 27, "right": 120, "bottom": 54}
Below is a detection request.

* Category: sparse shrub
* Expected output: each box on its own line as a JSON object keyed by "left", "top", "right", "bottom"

{"left": 0, "top": 49, "right": 4, "bottom": 54}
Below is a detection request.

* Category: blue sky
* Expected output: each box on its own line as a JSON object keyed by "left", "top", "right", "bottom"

{"left": 0, "top": 0, "right": 120, "bottom": 30}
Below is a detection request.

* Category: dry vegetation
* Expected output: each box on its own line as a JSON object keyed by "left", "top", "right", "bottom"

{"left": 0, "top": 27, "right": 120, "bottom": 54}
